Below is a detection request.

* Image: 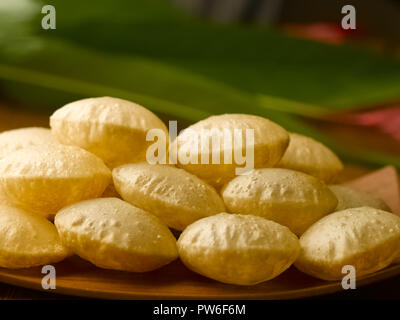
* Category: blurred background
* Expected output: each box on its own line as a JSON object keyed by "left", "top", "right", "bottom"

{"left": 0, "top": 0, "right": 400, "bottom": 178}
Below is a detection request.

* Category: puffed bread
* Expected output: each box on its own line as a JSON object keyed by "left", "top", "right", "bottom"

{"left": 0, "top": 144, "right": 111, "bottom": 216}
{"left": 222, "top": 168, "right": 337, "bottom": 235}
{"left": 0, "top": 127, "right": 57, "bottom": 160}
{"left": 0, "top": 205, "right": 69, "bottom": 268}
{"left": 54, "top": 198, "right": 178, "bottom": 272}
{"left": 295, "top": 207, "right": 400, "bottom": 280}
{"left": 178, "top": 213, "right": 300, "bottom": 285}
{"left": 50, "top": 96, "right": 169, "bottom": 168}
{"left": 171, "top": 114, "right": 289, "bottom": 188}
{"left": 277, "top": 133, "right": 343, "bottom": 182}
{"left": 113, "top": 163, "right": 225, "bottom": 230}
{"left": 329, "top": 184, "right": 391, "bottom": 212}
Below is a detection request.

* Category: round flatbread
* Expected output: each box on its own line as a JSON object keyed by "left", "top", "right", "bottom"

{"left": 329, "top": 184, "right": 391, "bottom": 212}
{"left": 178, "top": 213, "right": 300, "bottom": 285}
{"left": 113, "top": 163, "right": 225, "bottom": 230}
{"left": 295, "top": 207, "right": 400, "bottom": 280}
{"left": 277, "top": 133, "right": 343, "bottom": 182}
{"left": 0, "top": 127, "right": 57, "bottom": 160}
{"left": 55, "top": 198, "right": 178, "bottom": 272}
{"left": 171, "top": 114, "right": 289, "bottom": 188}
{"left": 50, "top": 96, "right": 169, "bottom": 168}
{"left": 222, "top": 168, "right": 338, "bottom": 235}
{"left": 0, "top": 144, "right": 111, "bottom": 216}
{"left": 0, "top": 205, "right": 69, "bottom": 269}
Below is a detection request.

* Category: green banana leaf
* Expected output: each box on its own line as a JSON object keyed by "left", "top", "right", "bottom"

{"left": 0, "top": 0, "right": 399, "bottom": 169}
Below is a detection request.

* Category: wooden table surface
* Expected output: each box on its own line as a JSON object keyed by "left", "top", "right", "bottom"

{"left": 0, "top": 101, "right": 399, "bottom": 300}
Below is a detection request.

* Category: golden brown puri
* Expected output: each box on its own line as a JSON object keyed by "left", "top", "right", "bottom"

{"left": 277, "top": 133, "right": 343, "bottom": 182}
{"left": 0, "top": 194, "right": 10, "bottom": 205}
{"left": 50, "top": 96, "right": 169, "bottom": 168}
{"left": 0, "top": 127, "right": 58, "bottom": 160}
{"left": 329, "top": 184, "right": 391, "bottom": 212}
{"left": 9, "top": 97, "right": 395, "bottom": 286}
{"left": 170, "top": 114, "right": 289, "bottom": 188}
{"left": 113, "top": 163, "right": 225, "bottom": 231}
{"left": 0, "top": 144, "right": 111, "bottom": 216}
{"left": 295, "top": 207, "right": 400, "bottom": 280}
{"left": 178, "top": 213, "right": 300, "bottom": 285}
{"left": 0, "top": 204, "right": 69, "bottom": 268}
{"left": 55, "top": 198, "right": 178, "bottom": 272}
{"left": 222, "top": 168, "right": 338, "bottom": 236}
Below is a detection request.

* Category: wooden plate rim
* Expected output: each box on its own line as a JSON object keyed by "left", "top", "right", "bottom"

{"left": 0, "top": 263, "right": 400, "bottom": 300}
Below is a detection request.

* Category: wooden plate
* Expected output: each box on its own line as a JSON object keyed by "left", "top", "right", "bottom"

{"left": 0, "top": 166, "right": 398, "bottom": 299}
{"left": 1, "top": 256, "right": 400, "bottom": 299}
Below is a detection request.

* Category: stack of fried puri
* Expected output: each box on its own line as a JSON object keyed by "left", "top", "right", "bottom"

{"left": 0, "top": 96, "right": 397, "bottom": 287}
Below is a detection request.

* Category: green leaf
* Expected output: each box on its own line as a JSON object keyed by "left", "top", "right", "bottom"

{"left": 1, "top": 0, "right": 400, "bottom": 170}
{"left": 0, "top": 63, "right": 211, "bottom": 121}
{"left": 3, "top": 0, "right": 400, "bottom": 113}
